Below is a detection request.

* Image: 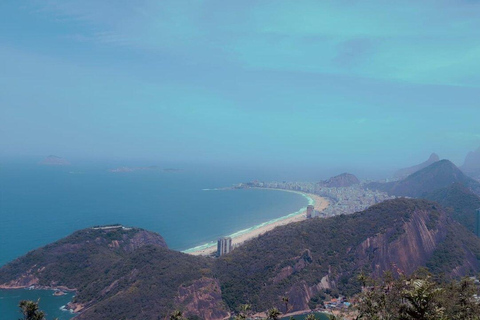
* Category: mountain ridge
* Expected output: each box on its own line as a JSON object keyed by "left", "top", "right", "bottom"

{"left": 368, "top": 159, "right": 480, "bottom": 197}
{"left": 394, "top": 153, "right": 440, "bottom": 180}
{"left": 2, "top": 198, "right": 480, "bottom": 319}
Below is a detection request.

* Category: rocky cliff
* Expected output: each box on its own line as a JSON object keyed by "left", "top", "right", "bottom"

{"left": 215, "top": 198, "right": 480, "bottom": 313}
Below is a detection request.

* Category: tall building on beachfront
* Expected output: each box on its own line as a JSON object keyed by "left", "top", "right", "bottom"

{"left": 217, "top": 237, "right": 232, "bottom": 257}
{"left": 306, "top": 205, "right": 314, "bottom": 219}
{"left": 476, "top": 208, "right": 480, "bottom": 237}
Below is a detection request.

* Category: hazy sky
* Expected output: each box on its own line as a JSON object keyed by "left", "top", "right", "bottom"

{"left": 1, "top": 1, "right": 479, "bottom": 172}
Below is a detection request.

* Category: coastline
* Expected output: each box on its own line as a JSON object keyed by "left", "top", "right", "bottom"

{"left": 184, "top": 189, "right": 329, "bottom": 256}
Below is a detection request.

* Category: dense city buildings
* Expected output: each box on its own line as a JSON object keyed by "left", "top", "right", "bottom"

{"left": 217, "top": 237, "right": 232, "bottom": 256}
{"left": 235, "top": 180, "right": 395, "bottom": 217}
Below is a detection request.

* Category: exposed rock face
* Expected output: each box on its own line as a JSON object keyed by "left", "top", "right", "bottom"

{"left": 354, "top": 208, "right": 448, "bottom": 276}
{"left": 216, "top": 198, "right": 480, "bottom": 314}
{"left": 176, "top": 278, "right": 230, "bottom": 320}
{"left": 394, "top": 153, "right": 440, "bottom": 180}
{"left": 40, "top": 155, "right": 70, "bottom": 166}
{"left": 318, "top": 173, "right": 360, "bottom": 188}
{"left": 462, "top": 147, "right": 480, "bottom": 179}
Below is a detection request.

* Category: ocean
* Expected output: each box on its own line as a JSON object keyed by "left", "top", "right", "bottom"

{"left": 0, "top": 161, "right": 309, "bottom": 318}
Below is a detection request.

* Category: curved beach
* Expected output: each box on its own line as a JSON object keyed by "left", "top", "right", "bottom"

{"left": 184, "top": 191, "right": 329, "bottom": 256}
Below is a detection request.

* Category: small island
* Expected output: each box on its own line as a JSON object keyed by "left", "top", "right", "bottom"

{"left": 40, "top": 155, "right": 70, "bottom": 166}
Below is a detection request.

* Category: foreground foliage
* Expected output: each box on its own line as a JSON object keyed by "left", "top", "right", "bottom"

{"left": 356, "top": 270, "right": 480, "bottom": 320}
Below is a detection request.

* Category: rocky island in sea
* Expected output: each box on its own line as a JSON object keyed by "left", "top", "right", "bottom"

{"left": 40, "top": 155, "right": 71, "bottom": 166}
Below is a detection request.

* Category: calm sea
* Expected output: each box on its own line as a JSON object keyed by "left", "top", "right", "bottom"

{"left": 0, "top": 161, "right": 308, "bottom": 318}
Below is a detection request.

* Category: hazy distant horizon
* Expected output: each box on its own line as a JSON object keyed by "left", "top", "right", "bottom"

{"left": 1, "top": 1, "right": 479, "bottom": 178}
{"left": 0, "top": 149, "right": 476, "bottom": 182}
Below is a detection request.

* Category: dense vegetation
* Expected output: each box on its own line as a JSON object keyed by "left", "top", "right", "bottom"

{"left": 425, "top": 182, "right": 480, "bottom": 234}
{"left": 215, "top": 198, "right": 480, "bottom": 312}
{"left": 356, "top": 270, "right": 480, "bottom": 320}
{"left": 0, "top": 228, "right": 216, "bottom": 320}
{"left": 2, "top": 198, "right": 480, "bottom": 319}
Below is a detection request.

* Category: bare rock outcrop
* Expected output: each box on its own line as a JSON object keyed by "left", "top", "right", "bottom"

{"left": 176, "top": 278, "right": 230, "bottom": 320}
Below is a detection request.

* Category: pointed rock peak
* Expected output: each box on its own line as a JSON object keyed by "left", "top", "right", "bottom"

{"left": 429, "top": 153, "right": 440, "bottom": 161}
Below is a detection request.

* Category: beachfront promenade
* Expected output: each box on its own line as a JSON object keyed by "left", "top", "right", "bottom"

{"left": 241, "top": 180, "right": 395, "bottom": 216}
{"left": 185, "top": 180, "right": 394, "bottom": 256}
{"left": 185, "top": 191, "right": 328, "bottom": 256}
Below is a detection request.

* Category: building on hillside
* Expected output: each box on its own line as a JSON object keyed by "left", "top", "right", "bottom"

{"left": 306, "top": 205, "right": 314, "bottom": 219}
{"left": 476, "top": 209, "right": 480, "bottom": 237}
{"left": 217, "top": 237, "right": 232, "bottom": 257}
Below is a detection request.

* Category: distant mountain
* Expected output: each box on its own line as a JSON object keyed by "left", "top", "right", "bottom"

{"left": 425, "top": 183, "right": 480, "bottom": 234}
{"left": 368, "top": 159, "right": 480, "bottom": 198}
{"left": 2, "top": 199, "right": 480, "bottom": 318}
{"left": 40, "top": 155, "right": 70, "bottom": 166}
{"left": 461, "top": 146, "right": 480, "bottom": 179}
{"left": 394, "top": 153, "right": 439, "bottom": 180}
{"left": 318, "top": 173, "right": 360, "bottom": 188}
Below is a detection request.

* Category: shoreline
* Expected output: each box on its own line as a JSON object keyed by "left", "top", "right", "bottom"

{"left": 184, "top": 189, "right": 329, "bottom": 256}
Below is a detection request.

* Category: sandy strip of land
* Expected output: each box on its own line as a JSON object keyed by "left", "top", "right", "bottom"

{"left": 187, "top": 191, "right": 329, "bottom": 256}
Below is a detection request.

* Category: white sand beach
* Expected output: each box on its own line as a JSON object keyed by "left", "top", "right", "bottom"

{"left": 186, "top": 191, "right": 329, "bottom": 256}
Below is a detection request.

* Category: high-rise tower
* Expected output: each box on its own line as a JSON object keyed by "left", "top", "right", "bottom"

{"left": 306, "top": 205, "right": 314, "bottom": 219}
{"left": 217, "top": 237, "right": 232, "bottom": 257}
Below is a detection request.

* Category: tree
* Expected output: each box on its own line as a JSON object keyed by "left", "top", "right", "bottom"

{"left": 235, "top": 304, "right": 252, "bottom": 320}
{"left": 18, "top": 300, "right": 46, "bottom": 320}
{"left": 447, "top": 277, "right": 480, "bottom": 320}
{"left": 267, "top": 307, "right": 281, "bottom": 320}
{"left": 306, "top": 314, "right": 317, "bottom": 320}
{"left": 169, "top": 310, "right": 187, "bottom": 320}
{"left": 399, "top": 277, "right": 446, "bottom": 320}
{"left": 282, "top": 296, "right": 290, "bottom": 313}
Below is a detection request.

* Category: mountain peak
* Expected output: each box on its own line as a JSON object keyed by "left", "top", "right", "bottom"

{"left": 394, "top": 153, "right": 440, "bottom": 179}
{"left": 462, "top": 146, "right": 480, "bottom": 179}
{"left": 318, "top": 172, "right": 360, "bottom": 188}
{"left": 371, "top": 159, "right": 480, "bottom": 197}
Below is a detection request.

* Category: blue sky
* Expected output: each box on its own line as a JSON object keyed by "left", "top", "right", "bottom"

{"left": 1, "top": 0, "right": 479, "bottom": 173}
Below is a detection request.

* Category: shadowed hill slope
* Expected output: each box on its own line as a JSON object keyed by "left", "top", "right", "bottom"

{"left": 394, "top": 153, "right": 440, "bottom": 180}
{"left": 425, "top": 183, "right": 480, "bottom": 234}
{"left": 368, "top": 160, "right": 480, "bottom": 197}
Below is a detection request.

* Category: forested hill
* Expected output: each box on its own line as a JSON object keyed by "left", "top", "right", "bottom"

{"left": 0, "top": 226, "right": 226, "bottom": 320}
{"left": 425, "top": 183, "right": 480, "bottom": 234}
{"left": 215, "top": 198, "right": 480, "bottom": 313}
{"left": 2, "top": 199, "right": 480, "bottom": 319}
{"left": 368, "top": 159, "right": 480, "bottom": 197}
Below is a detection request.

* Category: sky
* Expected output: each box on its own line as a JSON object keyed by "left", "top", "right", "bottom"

{"left": 1, "top": 0, "right": 480, "bottom": 175}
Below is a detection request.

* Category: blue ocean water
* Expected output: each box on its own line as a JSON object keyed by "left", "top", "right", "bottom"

{"left": 0, "top": 161, "right": 309, "bottom": 317}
